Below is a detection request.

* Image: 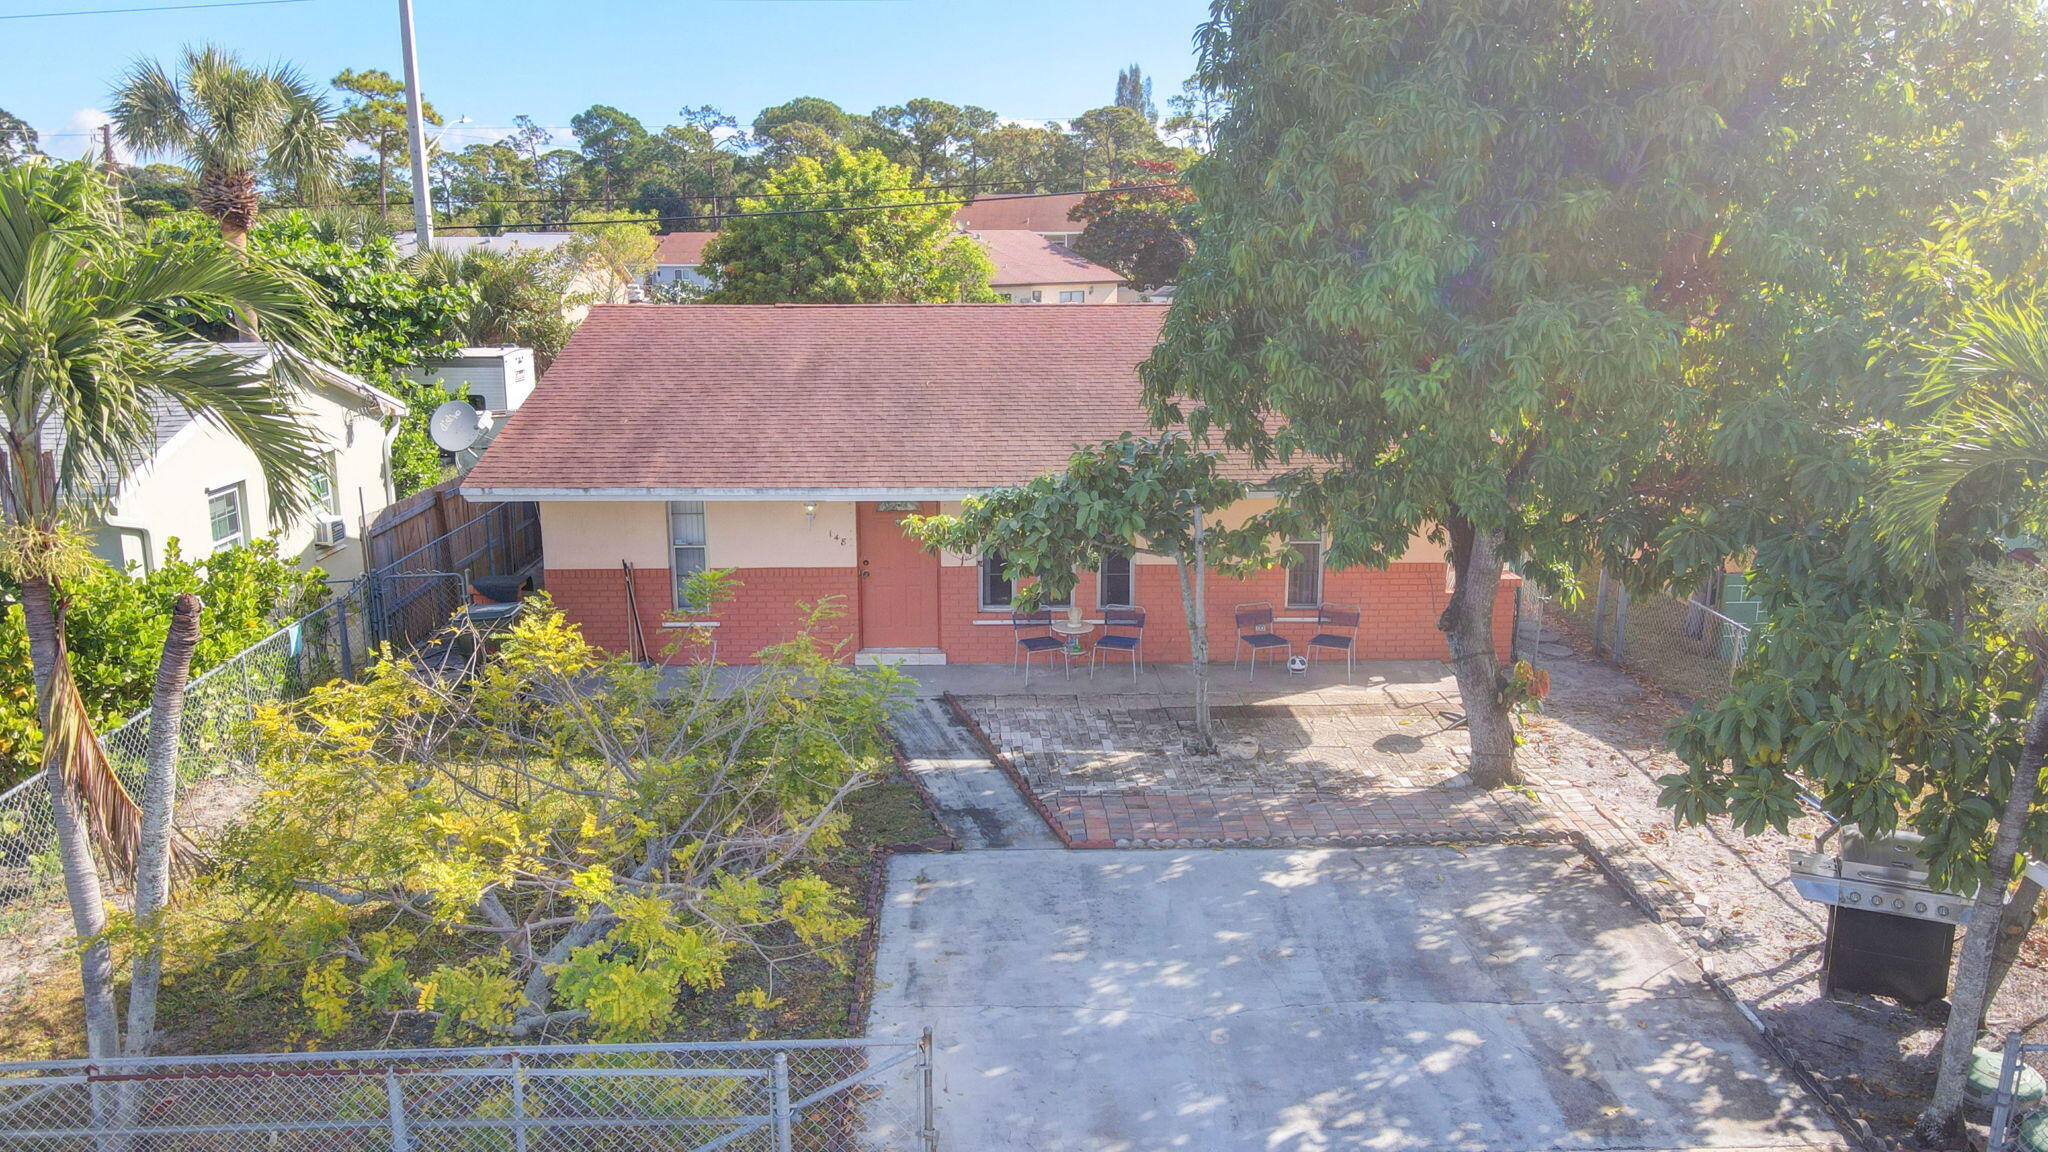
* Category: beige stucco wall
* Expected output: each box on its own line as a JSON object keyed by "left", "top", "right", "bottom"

{"left": 539, "top": 500, "right": 860, "bottom": 571}
{"left": 538, "top": 500, "right": 669, "bottom": 569}
{"left": 706, "top": 502, "right": 855, "bottom": 568}
{"left": 93, "top": 380, "right": 392, "bottom": 580}
{"left": 996, "top": 282, "right": 1119, "bottom": 304}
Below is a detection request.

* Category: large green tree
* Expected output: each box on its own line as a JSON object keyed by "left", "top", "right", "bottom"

{"left": 111, "top": 46, "right": 340, "bottom": 250}
{"left": 701, "top": 147, "right": 996, "bottom": 303}
{"left": 1146, "top": 0, "right": 1770, "bottom": 787}
{"left": 569, "top": 104, "right": 649, "bottom": 208}
{"left": 0, "top": 109, "right": 36, "bottom": 166}
{"left": 0, "top": 160, "right": 329, "bottom": 1059}
{"left": 333, "top": 68, "right": 440, "bottom": 217}
{"left": 1070, "top": 159, "right": 1196, "bottom": 290}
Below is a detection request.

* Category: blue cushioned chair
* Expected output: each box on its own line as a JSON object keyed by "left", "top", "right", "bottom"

{"left": 1091, "top": 605, "right": 1145, "bottom": 680}
{"left": 1307, "top": 604, "right": 1361, "bottom": 677}
{"left": 1011, "top": 609, "right": 1069, "bottom": 682}
{"left": 1233, "top": 602, "right": 1292, "bottom": 681}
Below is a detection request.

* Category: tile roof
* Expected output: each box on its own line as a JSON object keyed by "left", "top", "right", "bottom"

{"left": 954, "top": 193, "right": 1088, "bottom": 234}
{"left": 973, "top": 230, "right": 1122, "bottom": 287}
{"left": 462, "top": 304, "right": 1177, "bottom": 495}
{"left": 653, "top": 231, "right": 719, "bottom": 267}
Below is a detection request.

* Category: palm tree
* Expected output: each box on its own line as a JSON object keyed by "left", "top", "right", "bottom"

{"left": 110, "top": 45, "right": 340, "bottom": 250}
{"left": 0, "top": 160, "right": 330, "bottom": 1058}
{"left": 1880, "top": 299, "right": 2048, "bottom": 1143}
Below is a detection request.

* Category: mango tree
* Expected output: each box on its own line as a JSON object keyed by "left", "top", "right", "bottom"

{"left": 909, "top": 432, "right": 1269, "bottom": 753}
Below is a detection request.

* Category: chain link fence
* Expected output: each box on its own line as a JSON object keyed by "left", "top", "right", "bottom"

{"left": 0, "top": 582, "right": 370, "bottom": 915}
{"left": 0, "top": 1037, "right": 934, "bottom": 1151}
{"left": 1524, "top": 570, "right": 1755, "bottom": 703}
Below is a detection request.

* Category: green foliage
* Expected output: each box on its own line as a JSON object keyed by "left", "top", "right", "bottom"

{"left": 415, "top": 246, "right": 577, "bottom": 369}
{"left": 702, "top": 147, "right": 997, "bottom": 303}
{"left": 1070, "top": 160, "right": 1195, "bottom": 290}
{"left": 908, "top": 431, "right": 1268, "bottom": 604}
{"left": 0, "top": 108, "right": 36, "bottom": 166}
{"left": 213, "top": 601, "right": 904, "bottom": 1043}
{"left": 0, "top": 539, "right": 327, "bottom": 788}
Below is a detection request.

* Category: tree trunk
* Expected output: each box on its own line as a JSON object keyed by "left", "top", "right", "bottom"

{"left": 1439, "top": 514, "right": 1518, "bottom": 788}
{"left": 1918, "top": 674, "right": 2048, "bottom": 1144}
{"left": 1176, "top": 506, "right": 1214, "bottom": 755}
{"left": 377, "top": 146, "right": 390, "bottom": 216}
{"left": 123, "top": 593, "right": 202, "bottom": 1057}
{"left": 1986, "top": 876, "right": 2043, "bottom": 1011}
{"left": 20, "top": 576, "right": 121, "bottom": 1060}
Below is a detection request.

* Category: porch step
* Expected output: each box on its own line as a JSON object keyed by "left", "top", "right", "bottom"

{"left": 855, "top": 647, "right": 948, "bottom": 667}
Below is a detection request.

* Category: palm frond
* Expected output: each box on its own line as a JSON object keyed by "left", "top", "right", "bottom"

{"left": 107, "top": 55, "right": 191, "bottom": 161}
{"left": 41, "top": 646, "right": 142, "bottom": 875}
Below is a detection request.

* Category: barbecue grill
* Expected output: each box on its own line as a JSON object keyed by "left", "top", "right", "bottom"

{"left": 1788, "top": 828, "right": 1978, "bottom": 926}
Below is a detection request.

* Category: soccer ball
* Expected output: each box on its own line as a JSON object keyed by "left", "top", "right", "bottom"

{"left": 1287, "top": 655, "right": 1308, "bottom": 675}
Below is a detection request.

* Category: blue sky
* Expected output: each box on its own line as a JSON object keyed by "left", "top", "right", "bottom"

{"left": 10, "top": 0, "right": 1214, "bottom": 162}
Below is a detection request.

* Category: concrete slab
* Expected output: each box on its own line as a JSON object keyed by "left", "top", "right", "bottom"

{"left": 866, "top": 845, "right": 1843, "bottom": 1152}
{"left": 891, "top": 699, "right": 1060, "bottom": 850}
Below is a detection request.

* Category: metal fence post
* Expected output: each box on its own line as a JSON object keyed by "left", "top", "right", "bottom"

{"left": 510, "top": 1052, "right": 527, "bottom": 1152}
{"left": 1991, "top": 1035, "right": 2027, "bottom": 1152}
{"left": 921, "top": 1027, "right": 938, "bottom": 1152}
{"left": 771, "top": 1052, "right": 794, "bottom": 1152}
{"left": 336, "top": 589, "right": 355, "bottom": 680}
{"left": 385, "top": 1067, "right": 409, "bottom": 1152}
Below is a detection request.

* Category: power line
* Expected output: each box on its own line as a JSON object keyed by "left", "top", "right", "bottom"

{"left": 1, "top": 0, "right": 309, "bottom": 19}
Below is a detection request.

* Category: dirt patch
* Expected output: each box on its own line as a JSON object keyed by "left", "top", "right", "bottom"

{"left": 1521, "top": 621, "right": 2045, "bottom": 1146}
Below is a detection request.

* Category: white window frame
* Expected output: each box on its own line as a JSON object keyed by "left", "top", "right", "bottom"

{"left": 1098, "top": 552, "right": 1134, "bottom": 607}
{"left": 1059, "top": 290, "right": 1086, "bottom": 304}
{"left": 669, "top": 500, "right": 708, "bottom": 608}
{"left": 308, "top": 452, "right": 339, "bottom": 516}
{"left": 1285, "top": 540, "right": 1324, "bottom": 609}
{"left": 979, "top": 552, "right": 1014, "bottom": 611}
{"left": 207, "top": 483, "right": 246, "bottom": 551}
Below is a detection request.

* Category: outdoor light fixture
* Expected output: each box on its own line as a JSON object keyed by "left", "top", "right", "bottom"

{"left": 803, "top": 501, "right": 818, "bottom": 526}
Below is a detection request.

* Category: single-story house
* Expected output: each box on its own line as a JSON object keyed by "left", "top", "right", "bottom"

{"left": 74, "top": 342, "right": 407, "bottom": 580}
{"left": 651, "top": 231, "right": 719, "bottom": 291}
{"left": 462, "top": 305, "right": 1514, "bottom": 666}
{"left": 972, "top": 230, "right": 1122, "bottom": 303}
{"left": 954, "top": 192, "right": 1088, "bottom": 246}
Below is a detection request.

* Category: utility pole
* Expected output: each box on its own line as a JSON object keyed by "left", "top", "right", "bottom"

{"left": 397, "top": 0, "right": 435, "bottom": 247}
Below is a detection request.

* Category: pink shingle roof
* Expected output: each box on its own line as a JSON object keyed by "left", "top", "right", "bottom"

{"left": 462, "top": 304, "right": 1174, "bottom": 495}
{"left": 954, "top": 193, "right": 1087, "bottom": 234}
{"left": 653, "top": 231, "right": 718, "bottom": 267}
{"left": 974, "top": 230, "right": 1122, "bottom": 288}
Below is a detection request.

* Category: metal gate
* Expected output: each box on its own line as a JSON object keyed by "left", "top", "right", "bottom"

{"left": 0, "top": 1035, "right": 935, "bottom": 1151}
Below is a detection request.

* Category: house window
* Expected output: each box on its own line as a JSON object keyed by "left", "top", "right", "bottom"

{"left": 1098, "top": 553, "right": 1133, "bottom": 606}
{"left": 1059, "top": 290, "right": 1086, "bottom": 303}
{"left": 1029, "top": 289, "right": 1044, "bottom": 303}
{"left": 669, "top": 500, "right": 708, "bottom": 607}
{"left": 1286, "top": 540, "right": 1324, "bottom": 608}
{"left": 980, "top": 552, "right": 1013, "bottom": 609}
{"left": 308, "top": 453, "right": 339, "bottom": 515}
{"left": 208, "top": 484, "right": 245, "bottom": 551}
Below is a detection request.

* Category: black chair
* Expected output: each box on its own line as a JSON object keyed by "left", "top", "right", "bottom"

{"left": 1307, "top": 604, "right": 1361, "bottom": 676}
{"left": 1091, "top": 605, "right": 1146, "bottom": 680}
{"left": 1011, "top": 609, "right": 1070, "bottom": 682}
{"left": 1233, "top": 602, "right": 1291, "bottom": 681}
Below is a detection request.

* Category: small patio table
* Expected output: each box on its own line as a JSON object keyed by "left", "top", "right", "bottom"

{"left": 1049, "top": 618, "right": 1093, "bottom": 659}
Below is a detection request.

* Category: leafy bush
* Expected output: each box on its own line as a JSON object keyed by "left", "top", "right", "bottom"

{"left": 212, "top": 598, "right": 903, "bottom": 1042}
{"left": 0, "top": 538, "right": 329, "bottom": 788}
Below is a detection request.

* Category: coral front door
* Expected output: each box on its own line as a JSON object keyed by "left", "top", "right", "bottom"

{"left": 857, "top": 502, "right": 940, "bottom": 649}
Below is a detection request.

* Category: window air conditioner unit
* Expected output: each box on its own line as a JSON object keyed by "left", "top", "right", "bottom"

{"left": 314, "top": 515, "right": 349, "bottom": 548}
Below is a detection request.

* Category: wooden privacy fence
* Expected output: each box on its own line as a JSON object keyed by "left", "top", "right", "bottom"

{"left": 360, "top": 477, "right": 542, "bottom": 649}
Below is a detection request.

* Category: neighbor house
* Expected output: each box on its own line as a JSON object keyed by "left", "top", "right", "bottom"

{"left": 650, "top": 231, "right": 718, "bottom": 291}
{"left": 394, "top": 230, "right": 612, "bottom": 322}
{"left": 973, "top": 230, "right": 1122, "bottom": 303}
{"left": 77, "top": 342, "right": 406, "bottom": 581}
{"left": 461, "top": 305, "right": 1515, "bottom": 666}
{"left": 954, "top": 192, "right": 1088, "bottom": 246}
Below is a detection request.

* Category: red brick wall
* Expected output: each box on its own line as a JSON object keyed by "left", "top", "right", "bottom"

{"left": 544, "top": 566, "right": 858, "bottom": 664}
{"left": 548, "top": 561, "right": 1515, "bottom": 665}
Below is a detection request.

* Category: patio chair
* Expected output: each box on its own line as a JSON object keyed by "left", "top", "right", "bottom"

{"left": 1233, "top": 602, "right": 1292, "bottom": 681}
{"left": 1306, "top": 604, "right": 1361, "bottom": 677}
{"left": 1011, "top": 608, "right": 1070, "bottom": 682}
{"left": 1091, "top": 605, "right": 1146, "bottom": 681}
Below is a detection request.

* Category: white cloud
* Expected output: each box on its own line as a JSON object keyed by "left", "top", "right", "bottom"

{"left": 38, "top": 109, "right": 135, "bottom": 164}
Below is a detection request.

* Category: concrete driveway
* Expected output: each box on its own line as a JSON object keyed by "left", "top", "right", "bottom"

{"left": 866, "top": 845, "right": 1844, "bottom": 1152}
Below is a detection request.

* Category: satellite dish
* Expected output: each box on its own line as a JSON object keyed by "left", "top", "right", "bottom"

{"left": 429, "top": 401, "right": 487, "bottom": 452}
